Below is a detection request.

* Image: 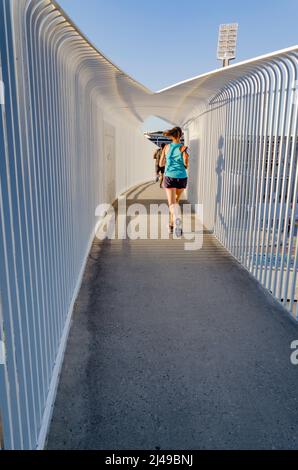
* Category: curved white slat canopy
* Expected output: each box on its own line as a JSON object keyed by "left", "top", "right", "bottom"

{"left": 52, "top": 0, "right": 298, "bottom": 128}
{"left": 1, "top": 0, "right": 298, "bottom": 451}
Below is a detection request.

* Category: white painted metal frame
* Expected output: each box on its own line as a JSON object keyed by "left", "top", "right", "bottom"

{"left": 186, "top": 51, "right": 298, "bottom": 320}
{"left": 0, "top": 0, "right": 298, "bottom": 452}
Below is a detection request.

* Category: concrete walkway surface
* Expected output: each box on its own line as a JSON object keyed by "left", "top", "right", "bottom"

{"left": 47, "top": 182, "right": 298, "bottom": 450}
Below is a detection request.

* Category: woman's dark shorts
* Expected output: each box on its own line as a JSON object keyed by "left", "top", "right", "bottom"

{"left": 163, "top": 176, "right": 188, "bottom": 189}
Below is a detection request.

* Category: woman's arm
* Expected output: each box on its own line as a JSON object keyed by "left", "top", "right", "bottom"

{"left": 183, "top": 150, "right": 189, "bottom": 169}
{"left": 153, "top": 148, "right": 159, "bottom": 159}
{"left": 180, "top": 145, "right": 189, "bottom": 169}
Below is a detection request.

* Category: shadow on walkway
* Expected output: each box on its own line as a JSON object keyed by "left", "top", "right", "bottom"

{"left": 47, "top": 182, "right": 298, "bottom": 450}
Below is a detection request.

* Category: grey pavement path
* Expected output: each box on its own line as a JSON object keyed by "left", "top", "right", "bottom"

{"left": 47, "top": 182, "right": 298, "bottom": 450}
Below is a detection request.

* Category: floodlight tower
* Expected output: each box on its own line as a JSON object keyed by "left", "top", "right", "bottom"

{"left": 217, "top": 23, "right": 238, "bottom": 67}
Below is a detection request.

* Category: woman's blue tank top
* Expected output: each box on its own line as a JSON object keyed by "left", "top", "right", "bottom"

{"left": 165, "top": 143, "right": 187, "bottom": 179}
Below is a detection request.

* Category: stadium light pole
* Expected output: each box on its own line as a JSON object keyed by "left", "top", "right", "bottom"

{"left": 217, "top": 23, "right": 238, "bottom": 67}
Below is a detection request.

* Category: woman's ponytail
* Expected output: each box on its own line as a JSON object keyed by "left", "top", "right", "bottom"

{"left": 163, "top": 126, "right": 182, "bottom": 140}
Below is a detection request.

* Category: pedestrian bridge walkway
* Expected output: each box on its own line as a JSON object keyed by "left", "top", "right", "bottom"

{"left": 46, "top": 182, "right": 298, "bottom": 450}
{"left": 0, "top": 0, "right": 298, "bottom": 450}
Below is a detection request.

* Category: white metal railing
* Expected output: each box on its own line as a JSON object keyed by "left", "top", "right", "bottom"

{"left": 1, "top": 0, "right": 298, "bottom": 453}
{"left": 0, "top": 0, "right": 154, "bottom": 450}
{"left": 185, "top": 50, "right": 298, "bottom": 318}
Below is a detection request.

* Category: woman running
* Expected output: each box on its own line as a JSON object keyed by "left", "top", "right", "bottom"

{"left": 153, "top": 143, "right": 166, "bottom": 187}
{"left": 159, "top": 127, "right": 189, "bottom": 236}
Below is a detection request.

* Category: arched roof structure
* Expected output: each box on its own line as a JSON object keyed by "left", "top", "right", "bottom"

{"left": 50, "top": 0, "right": 298, "bottom": 127}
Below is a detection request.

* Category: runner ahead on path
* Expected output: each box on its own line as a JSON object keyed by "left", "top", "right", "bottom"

{"left": 159, "top": 127, "right": 189, "bottom": 236}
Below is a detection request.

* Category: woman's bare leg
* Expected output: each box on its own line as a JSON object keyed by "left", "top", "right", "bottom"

{"left": 165, "top": 188, "right": 176, "bottom": 226}
{"left": 176, "top": 188, "right": 184, "bottom": 203}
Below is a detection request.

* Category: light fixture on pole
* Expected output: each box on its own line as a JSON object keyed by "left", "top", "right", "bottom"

{"left": 217, "top": 23, "right": 238, "bottom": 67}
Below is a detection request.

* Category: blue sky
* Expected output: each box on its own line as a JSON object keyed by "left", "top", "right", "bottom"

{"left": 58, "top": 0, "right": 298, "bottom": 130}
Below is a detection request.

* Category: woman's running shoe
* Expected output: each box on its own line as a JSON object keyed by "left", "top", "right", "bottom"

{"left": 174, "top": 218, "right": 183, "bottom": 237}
